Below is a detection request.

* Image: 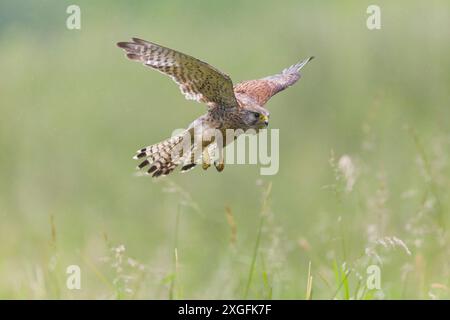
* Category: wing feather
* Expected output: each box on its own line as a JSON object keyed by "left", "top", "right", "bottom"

{"left": 117, "top": 38, "right": 238, "bottom": 108}
{"left": 234, "top": 57, "right": 314, "bottom": 106}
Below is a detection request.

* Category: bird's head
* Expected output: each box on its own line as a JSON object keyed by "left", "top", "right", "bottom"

{"left": 241, "top": 105, "right": 270, "bottom": 130}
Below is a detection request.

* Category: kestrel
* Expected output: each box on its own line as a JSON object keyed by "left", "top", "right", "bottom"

{"left": 117, "top": 38, "right": 313, "bottom": 177}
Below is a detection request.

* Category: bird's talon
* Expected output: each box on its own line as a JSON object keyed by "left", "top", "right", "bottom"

{"left": 214, "top": 161, "right": 225, "bottom": 172}
{"left": 202, "top": 162, "right": 211, "bottom": 170}
{"left": 202, "top": 147, "right": 212, "bottom": 170}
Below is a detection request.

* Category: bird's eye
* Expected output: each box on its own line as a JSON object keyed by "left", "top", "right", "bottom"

{"left": 254, "top": 112, "right": 260, "bottom": 118}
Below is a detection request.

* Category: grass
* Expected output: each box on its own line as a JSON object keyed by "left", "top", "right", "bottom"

{"left": 305, "top": 261, "right": 313, "bottom": 300}
{"left": 244, "top": 182, "right": 271, "bottom": 299}
{"left": 0, "top": 0, "right": 450, "bottom": 299}
{"left": 169, "top": 204, "right": 181, "bottom": 300}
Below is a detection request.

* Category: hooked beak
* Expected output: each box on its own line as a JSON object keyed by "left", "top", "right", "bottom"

{"left": 259, "top": 114, "right": 269, "bottom": 126}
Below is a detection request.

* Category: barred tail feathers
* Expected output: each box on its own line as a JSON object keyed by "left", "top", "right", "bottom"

{"left": 134, "top": 131, "right": 192, "bottom": 177}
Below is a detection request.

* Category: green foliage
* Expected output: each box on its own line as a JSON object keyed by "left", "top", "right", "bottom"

{"left": 0, "top": 0, "right": 449, "bottom": 299}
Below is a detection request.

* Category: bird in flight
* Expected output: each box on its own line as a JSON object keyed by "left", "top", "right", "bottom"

{"left": 117, "top": 38, "right": 313, "bottom": 177}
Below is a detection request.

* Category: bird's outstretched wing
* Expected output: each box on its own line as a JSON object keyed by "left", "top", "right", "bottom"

{"left": 233, "top": 57, "right": 314, "bottom": 106}
{"left": 117, "top": 38, "right": 239, "bottom": 108}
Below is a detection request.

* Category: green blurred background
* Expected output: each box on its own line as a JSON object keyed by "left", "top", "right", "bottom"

{"left": 1, "top": 0, "right": 449, "bottom": 299}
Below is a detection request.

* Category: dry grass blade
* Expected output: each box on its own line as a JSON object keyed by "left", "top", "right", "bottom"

{"left": 225, "top": 205, "right": 237, "bottom": 246}
{"left": 306, "top": 261, "right": 313, "bottom": 300}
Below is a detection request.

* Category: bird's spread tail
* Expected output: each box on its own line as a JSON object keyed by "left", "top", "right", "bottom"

{"left": 134, "top": 131, "right": 196, "bottom": 177}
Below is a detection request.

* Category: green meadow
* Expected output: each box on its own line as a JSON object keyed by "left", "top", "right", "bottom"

{"left": 0, "top": 0, "right": 449, "bottom": 299}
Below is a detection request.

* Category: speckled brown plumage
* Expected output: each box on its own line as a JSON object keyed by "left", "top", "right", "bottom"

{"left": 234, "top": 57, "right": 314, "bottom": 106}
{"left": 117, "top": 38, "right": 313, "bottom": 177}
